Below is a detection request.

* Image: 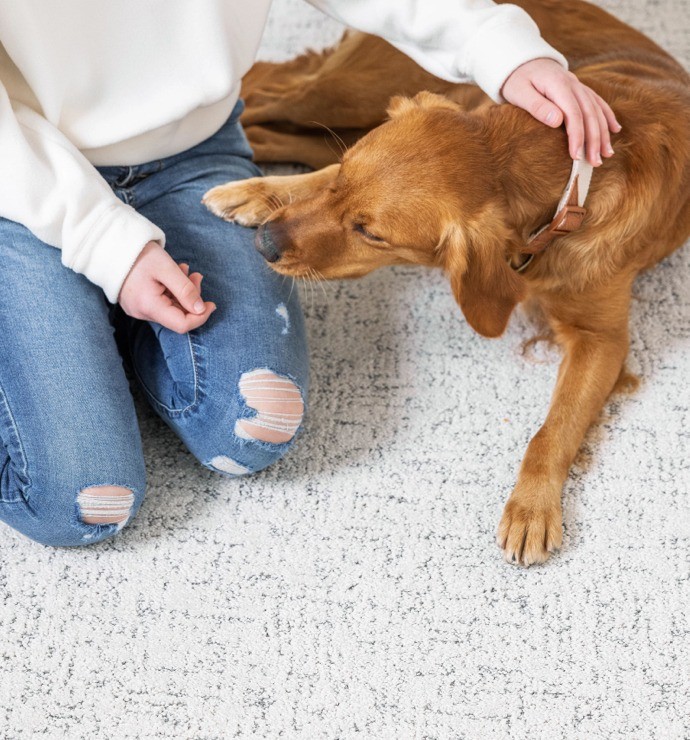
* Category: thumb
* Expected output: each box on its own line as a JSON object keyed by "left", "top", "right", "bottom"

{"left": 160, "top": 260, "right": 206, "bottom": 314}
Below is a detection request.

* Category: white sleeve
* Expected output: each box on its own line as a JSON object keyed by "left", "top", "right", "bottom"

{"left": 0, "top": 85, "right": 165, "bottom": 303}
{"left": 304, "top": 0, "right": 568, "bottom": 103}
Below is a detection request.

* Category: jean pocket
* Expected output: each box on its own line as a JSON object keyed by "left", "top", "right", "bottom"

{"left": 0, "top": 382, "right": 32, "bottom": 504}
{"left": 129, "top": 321, "right": 202, "bottom": 416}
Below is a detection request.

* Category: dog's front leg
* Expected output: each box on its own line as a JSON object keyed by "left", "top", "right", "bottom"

{"left": 498, "top": 305, "right": 631, "bottom": 566}
{"left": 202, "top": 164, "right": 341, "bottom": 226}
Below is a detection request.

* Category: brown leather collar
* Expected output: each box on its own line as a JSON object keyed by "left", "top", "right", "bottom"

{"left": 510, "top": 159, "right": 594, "bottom": 272}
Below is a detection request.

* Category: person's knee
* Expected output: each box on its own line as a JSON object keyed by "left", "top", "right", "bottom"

{"left": 199, "top": 368, "right": 307, "bottom": 477}
{"left": 235, "top": 369, "right": 304, "bottom": 444}
{"left": 27, "top": 482, "right": 142, "bottom": 547}
{"left": 77, "top": 485, "right": 136, "bottom": 527}
{"left": 14, "top": 466, "right": 146, "bottom": 547}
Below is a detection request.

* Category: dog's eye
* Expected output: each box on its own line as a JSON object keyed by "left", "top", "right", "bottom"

{"left": 353, "top": 222, "right": 385, "bottom": 243}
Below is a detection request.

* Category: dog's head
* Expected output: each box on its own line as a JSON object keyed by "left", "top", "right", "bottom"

{"left": 258, "top": 92, "right": 525, "bottom": 337}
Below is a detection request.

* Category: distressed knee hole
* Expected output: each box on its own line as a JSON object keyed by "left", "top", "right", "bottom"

{"left": 77, "top": 485, "right": 135, "bottom": 528}
{"left": 236, "top": 369, "right": 304, "bottom": 444}
{"left": 207, "top": 456, "right": 252, "bottom": 476}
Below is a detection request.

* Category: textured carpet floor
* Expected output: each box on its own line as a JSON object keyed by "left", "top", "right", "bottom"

{"left": 1, "top": 1, "right": 688, "bottom": 737}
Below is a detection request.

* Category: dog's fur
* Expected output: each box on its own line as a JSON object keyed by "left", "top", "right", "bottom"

{"left": 203, "top": 0, "right": 690, "bottom": 565}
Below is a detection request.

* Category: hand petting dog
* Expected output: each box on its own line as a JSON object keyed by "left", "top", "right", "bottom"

{"left": 501, "top": 58, "right": 621, "bottom": 166}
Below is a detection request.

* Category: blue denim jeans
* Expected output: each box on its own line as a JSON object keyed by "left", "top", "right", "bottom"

{"left": 0, "top": 101, "right": 308, "bottom": 547}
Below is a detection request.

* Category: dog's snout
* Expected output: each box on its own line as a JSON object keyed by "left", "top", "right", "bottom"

{"left": 255, "top": 224, "right": 282, "bottom": 262}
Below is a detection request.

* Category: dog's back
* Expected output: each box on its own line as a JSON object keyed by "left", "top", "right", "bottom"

{"left": 513, "top": 0, "right": 683, "bottom": 71}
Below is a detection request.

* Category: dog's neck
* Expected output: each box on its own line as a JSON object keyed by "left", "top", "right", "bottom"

{"left": 482, "top": 105, "right": 580, "bottom": 250}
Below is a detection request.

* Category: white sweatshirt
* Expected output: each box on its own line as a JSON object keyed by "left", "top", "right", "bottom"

{"left": 0, "top": 1, "right": 567, "bottom": 302}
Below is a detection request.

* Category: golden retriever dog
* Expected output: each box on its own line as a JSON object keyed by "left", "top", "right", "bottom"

{"left": 203, "top": 0, "right": 690, "bottom": 565}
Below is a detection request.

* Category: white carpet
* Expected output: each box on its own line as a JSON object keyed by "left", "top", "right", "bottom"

{"left": 1, "top": 1, "right": 688, "bottom": 737}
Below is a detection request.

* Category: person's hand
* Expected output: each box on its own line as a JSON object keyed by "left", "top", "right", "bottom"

{"left": 118, "top": 241, "right": 216, "bottom": 333}
{"left": 501, "top": 58, "right": 621, "bottom": 166}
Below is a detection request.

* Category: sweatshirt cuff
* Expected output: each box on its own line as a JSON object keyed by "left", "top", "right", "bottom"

{"left": 463, "top": 8, "right": 568, "bottom": 103}
{"left": 68, "top": 202, "right": 166, "bottom": 303}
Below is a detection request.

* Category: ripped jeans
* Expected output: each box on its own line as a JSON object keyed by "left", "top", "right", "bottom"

{"left": 0, "top": 101, "right": 308, "bottom": 546}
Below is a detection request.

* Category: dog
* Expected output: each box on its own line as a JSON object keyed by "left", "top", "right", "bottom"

{"left": 203, "top": 0, "right": 690, "bottom": 565}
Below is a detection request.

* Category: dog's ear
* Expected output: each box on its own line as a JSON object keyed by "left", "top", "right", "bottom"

{"left": 387, "top": 92, "right": 461, "bottom": 119}
{"left": 442, "top": 224, "right": 525, "bottom": 338}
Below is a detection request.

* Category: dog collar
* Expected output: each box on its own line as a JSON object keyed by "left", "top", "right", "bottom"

{"left": 511, "top": 158, "right": 594, "bottom": 272}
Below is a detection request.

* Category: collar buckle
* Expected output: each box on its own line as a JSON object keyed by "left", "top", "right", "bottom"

{"left": 520, "top": 159, "right": 594, "bottom": 261}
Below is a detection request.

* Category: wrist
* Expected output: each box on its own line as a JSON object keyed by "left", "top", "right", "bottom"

{"left": 117, "top": 240, "right": 163, "bottom": 302}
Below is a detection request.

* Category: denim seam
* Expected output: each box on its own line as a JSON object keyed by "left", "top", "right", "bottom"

{"left": 119, "top": 188, "right": 135, "bottom": 207}
{"left": 0, "top": 381, "right": 33, "bottom": 506}
{"left": 132, "top": 330, "right": 204, "bottom": 417}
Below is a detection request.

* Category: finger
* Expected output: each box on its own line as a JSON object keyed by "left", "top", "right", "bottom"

{"left": 159, "top": 260, "right": 206, "bottom": 315}
{"left": 188, "top": 272, "right": 204, "bottom": 290}
{"left": 177, "top": 274, "right": 205, "bottom": 310}
{"left": 591, "top": 90, "right": 614, "bottom": 158}
{"left": 179, "top": 263, "right": 190, "bottom": 276}
{"left": 593, "top": 92, "right": 621, "bottom": 147}
{"left": 150, "top": 294, "right": 217, "bottom": 334}
{"left": 572, "top": 85, "right": 602, "bottom": 165}
{"left": 510, "top": 79, "right": 565, "bottom": 128}
{"left": 593, "top": 91, "right": 621, "bottom": 132}
{"left": 159, "top": 286, "right": 199, "bottom": 315}
{"left": 548, "top": 84, "right": 585, "bottom": 160}
{"left": 162, "top": 278, "right": 203, "bottom": 312}
{"left": 164, "top": 303, "right": 216, "bottom": 333}
{"left": 162, "top": 290, "right": 186, "bottom": 313}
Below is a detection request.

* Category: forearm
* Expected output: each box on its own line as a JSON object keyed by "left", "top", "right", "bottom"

{"left": 305, "top": 0, "right": 567, "bottom": 101}
{"left": 0, "top": 87, "right": 164, "bottom": 302}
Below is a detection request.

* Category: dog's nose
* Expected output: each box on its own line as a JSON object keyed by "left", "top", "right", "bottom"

{"left": 255, "top": 225, "right": 281, "bottom": 263}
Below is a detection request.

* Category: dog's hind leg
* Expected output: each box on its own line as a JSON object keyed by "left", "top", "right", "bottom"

{"left": 497, "top": 280, "right": 633, "bottom": 566}
{"left": 241, "top": 50, "right": 332, "bottom": 99}
{"left": 245, "top": 124, "right": 364, "bottom": 168}
{"left": 241, "top": 32, "right": 454, "bottom": 130}
{"left": 241, "top": 34, "right": 360, "bottom": 128}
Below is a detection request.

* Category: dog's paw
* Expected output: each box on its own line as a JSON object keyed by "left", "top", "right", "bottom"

{"left": 496, "top": 494, "right": 562, "bottom": 566}
{"left": 202, "top": 179, "right": 278, "bottom": 227}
